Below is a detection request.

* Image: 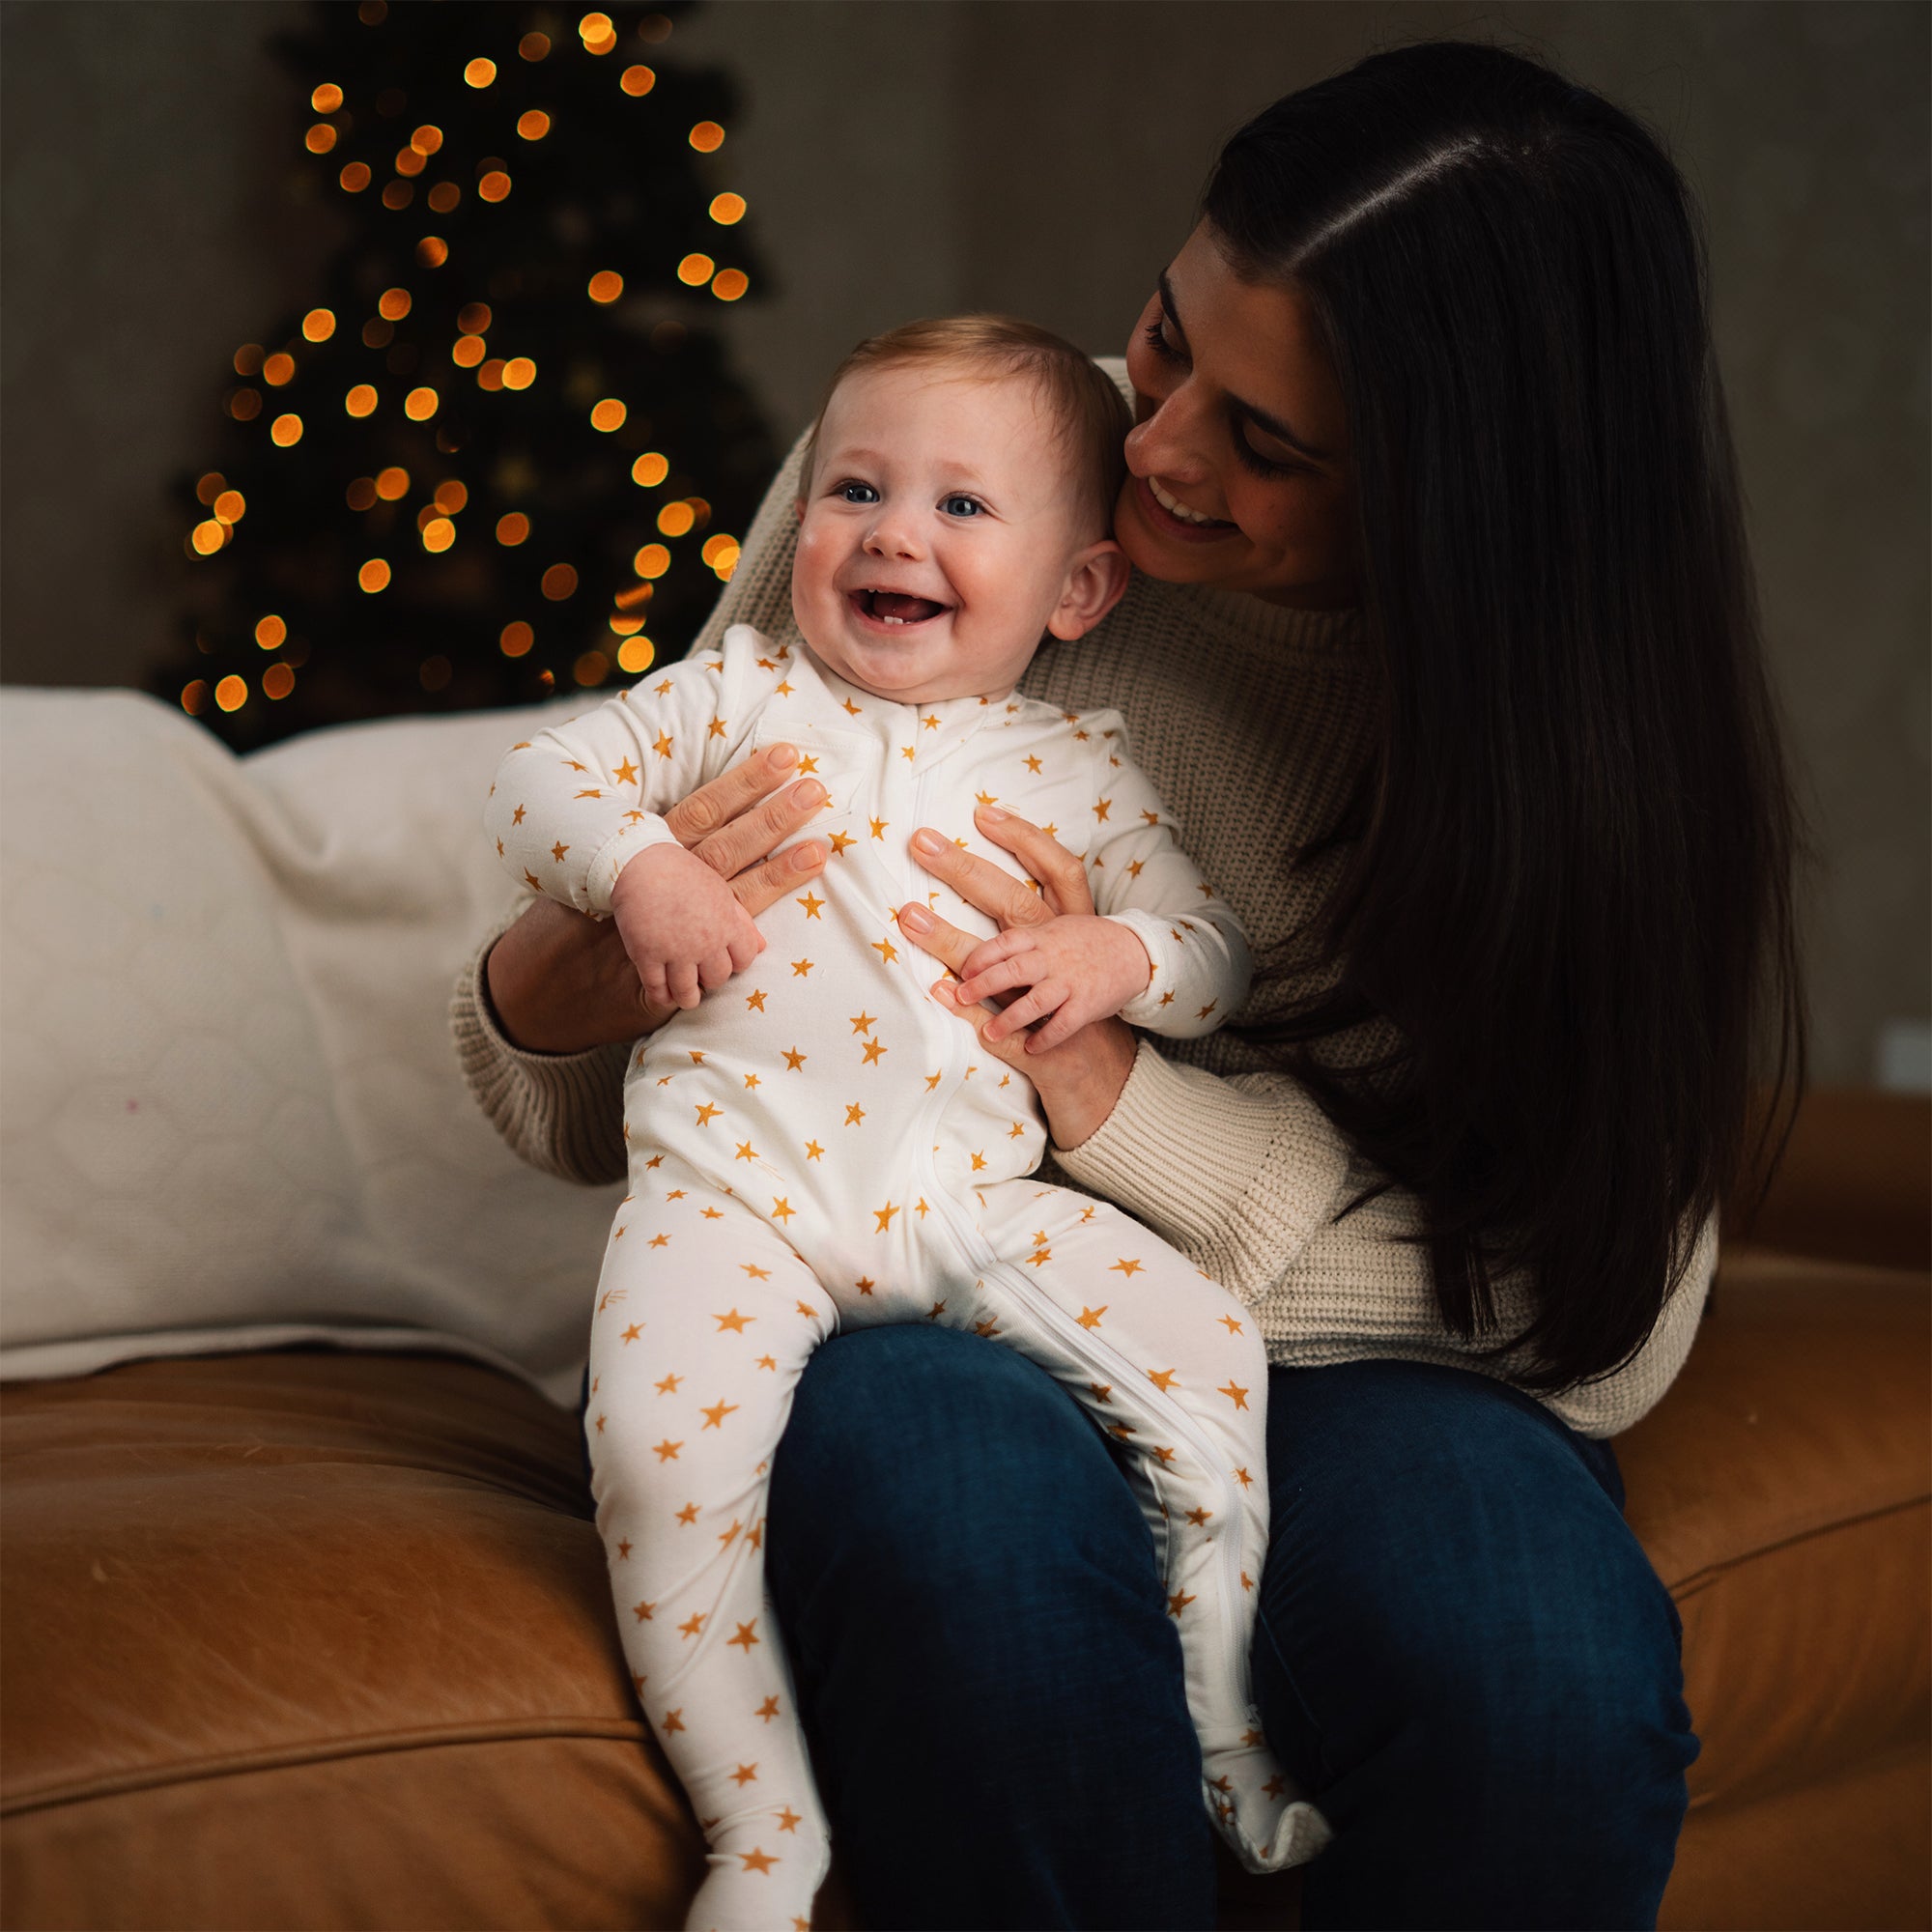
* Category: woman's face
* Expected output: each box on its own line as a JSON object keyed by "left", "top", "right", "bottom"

{"left": 1117, "top": 222, "right": 1358, "bottom": 609}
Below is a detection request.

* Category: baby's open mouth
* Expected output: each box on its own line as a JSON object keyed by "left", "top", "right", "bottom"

{"left": 852, "top": 588, "right": 948, "bottom": 627}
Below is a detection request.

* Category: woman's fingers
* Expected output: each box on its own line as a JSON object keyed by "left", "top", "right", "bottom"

{"left": 894, "top": 901, "right": 988, "bottom": 976}
{"left": 726, "top": 835, "right": 826, "bottom": 918}
{"left": 694, "top": 775, "right": 829, "bottom": 883}
{"left": 664, "top": 741, "right": 800, "bottom": 849}
{"left": 907, "top": 828, "right": 1054, "bottom": 928}
{"left": 926, "top": 977, "right": 1035, "bottom": 1074}
{"left": 974, "top": 805, "right": 1095, "bottom": 917}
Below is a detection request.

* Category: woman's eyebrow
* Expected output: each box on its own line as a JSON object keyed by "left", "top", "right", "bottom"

{"left": 1159, "top": 270, "right": 1333, "bottom": 465}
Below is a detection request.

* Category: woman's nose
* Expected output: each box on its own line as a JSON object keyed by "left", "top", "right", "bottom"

{"left": 1125, "top": 384, "right": 1212, "bottom": 488}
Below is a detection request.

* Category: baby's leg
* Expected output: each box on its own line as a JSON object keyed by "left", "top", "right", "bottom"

{"left": 589, "top": 1155, "right": 836, "bottom": 1932}
{"left": 962, "top": 1180, "right": 1332, "bottom": 1875}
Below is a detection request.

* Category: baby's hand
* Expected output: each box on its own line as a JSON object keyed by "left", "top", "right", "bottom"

{"left": 611, "top": 842, "right": 765, "bottom": 1010}
{"left": 951, "top": 913, "right": 1151, "bottom": 1053}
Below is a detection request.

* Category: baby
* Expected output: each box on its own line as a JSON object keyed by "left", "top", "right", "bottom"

{"left": 488, "top": 317, "right": 1327, "bottom": 1930}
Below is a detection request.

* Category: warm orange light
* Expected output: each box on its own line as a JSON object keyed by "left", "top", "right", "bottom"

{"left": 519, "top": 30, "right": 550, "bottom": 60}
{"left": 404, "top": 387, "right": 439, "bottom": 420}
{"left": 708, "top": 193, "right": 746, "bottom": 225}
{"left": 497, "top": 512, "right": 530, "bottom": 546}
{"left": 346, "top": 477, "right": 378, "bottom": 510}
{"left": 476, "top": 358, "right": 506, "bottom": 391}
{"left": 311, "top": 83, "right": 345, "bottom": 112}
{"left": 181, "top": 679, "right": 210, "bottom": 716}
{"left": 617, "top": 636, "right": 654, "bottom": 674}
{"left": 574, "top": 649, "right": 611, "bottom": 686}
{"left": 228, "top": 387, "right": 263, "bottom": 421}
{"left": 382, "top": 181, "right": 412, "bottom": 210}
{"left": 302, "top": 307, "right": 336, "bottom": 341}
{"left": 541, "top": 563, "right": 579, "bottom": 600}
{"left": 517, "top": 109, "right": 552, "bottom": 140}
{"left": 710, "top": 542, "right": 741, "bottom": 581}
{"left": 464, "top": 57, "right": 497, "bottom": 88}
{"left": 395, "top": 146, "right": 426, "bottom": 178}
{"left": 590, "top": 398, "right": 627, "bottom": 432}
{"left": 499, "top": 621, "right": 534, "bottom": 658}
{"left": 657, "top": 500, "right": 695, "bottom": 538}
{"left": 213, "top": 490, "right": 246, "bottom": 526}
{"left": 458, "top": 302, "right": 492, "bottom": 334}
{"left": 306, "top": 124, "right": 339, "bottom": 155}
{"left": 711, "top": 268, "right": 749, "bottom": 302}
{"left": 634, "top": 543, "right": 670, "bottom": 579}
{"left": 689, "top": 121, "right": 724, "bottom": 153}
{"left": 191, "top": 520, "right": 224, "bottom": 555}
{"left": 587, "top": 270, "right": 623, "bottom": 303}
{"left": 358, "top": 558, "right": 392, "bottom": 593}
{"left": 632, "top": 451, "right": 669, "bottom": 487}
{"left": 270, "top": 413, "right": 303, "bottom": 446}
{"left": 580, "top": 11, "right": 616, "bottom": 52}
{"left": 620, "top": 65, "right": 655, "bottom": 96}
{"left": 614, "top": 581, "right": 654, "bottom": 611}
{"left": 608, "top": 612, "right": 645, "bottom": 636}
{"left": 676, "top": 252, "right": 714, "bottom": 286}
{"left": 346, "top": 384, "right": 378, "bottom": 417}
{"left": 478, "top": 170, "right": 511, "bottom": 202}
{"left": 415, "top": 235, "right": 449, "bottom": 269}
{"left": 434, "top": 480, "right": 468, "bottom": 514}
{"left": 234, "top": 344, "right": 265, "bottom": 376}
{"left": 255, "top": 614, "right": 286, "bottom": 648}
{"left": 262, "top": 353, "right": 296, "bottom": 386}
{"left": 427, "top": 182, "right": 460, "bottom": 213}
{"left": 214, "top": 675, "right": 248, "bottom": 713}
{"left": 376, "top": 467, "right": 410, "bottom": 499}
{"left": 340, "top": 160, "right": 372, "bottom": 192}
{"left": 502, "top": 356, "right": 536, "bottom": 389}
{"left": 700, "top": 533, "right": 736, "bottom": 566}
{"left": 422, "top": 516, "right": 455, "bottom": 553}
{"left": 195, "top": 472, "right": 225, "bottom": 505}
{"left": 379, "top": 287, "right": 412, "bottom": 321}
{"left": 411, "top": 125, "right": 444, "bottom": 155}
{"left": 263, "top": 663, "right": 296, "bottom": 700}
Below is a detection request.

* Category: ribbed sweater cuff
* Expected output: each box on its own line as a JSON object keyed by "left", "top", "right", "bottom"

{"left": 1055, "top": 1038, "right": 1281, "bottom": 1261}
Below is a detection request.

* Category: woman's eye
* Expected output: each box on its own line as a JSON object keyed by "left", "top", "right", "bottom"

{"left": 838, "top": 481, "right": 878, "bottom": 504}
{"left": 942, "top": 494, "right": 982, "bottom": 517}
{"left": 1141, "top": 314, "right": 1183, "bottom": 364}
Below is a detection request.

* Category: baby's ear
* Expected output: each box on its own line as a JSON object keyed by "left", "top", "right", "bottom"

{"left": 1046, "top": 540, "right": 1131, "bottom": 641}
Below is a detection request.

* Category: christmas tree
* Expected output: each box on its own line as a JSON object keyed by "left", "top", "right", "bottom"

{"left": 156, "top": 0, "right": 775, "bottom": 750}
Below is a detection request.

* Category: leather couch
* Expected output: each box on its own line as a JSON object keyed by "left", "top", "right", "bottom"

{"left": 3, "top": 1086, "right": 1925, "bottom": 1931}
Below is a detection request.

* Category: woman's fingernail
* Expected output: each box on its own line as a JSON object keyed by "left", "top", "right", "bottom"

{"left": 791, "top": 780, "right": 825, "bottom": 806}
{"left": 766, "top": 743, "right": 797, "bottom": 769}
{"left": 898, "top": 903, "right": 932, "bottom": 933}
{"left": 790, "top": 842, "right": 822, "bottom": 871}
{"left": 930, "top": 980, "right": 952, "bottom": 1002}
{"left": 977, "top": 802, "right": 1007, "bottom": 822}
{"left": 911, "top": 828, "right": 944, "bottom": 855}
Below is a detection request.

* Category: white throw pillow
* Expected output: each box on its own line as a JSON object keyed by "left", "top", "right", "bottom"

{"left": 0, "top": 688, "right": 618, "bottom": 1405}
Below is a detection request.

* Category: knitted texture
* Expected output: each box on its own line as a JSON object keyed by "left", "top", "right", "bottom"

{"left": 450, "top": 364, "right": 1712, "bottom": 1436}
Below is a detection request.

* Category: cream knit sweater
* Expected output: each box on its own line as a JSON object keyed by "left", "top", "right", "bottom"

{"left": 451, "top": 365, "right": 1712, "bottom": 1438}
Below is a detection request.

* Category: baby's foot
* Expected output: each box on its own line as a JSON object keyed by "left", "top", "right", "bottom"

{"left": 683, "top": 1822, "right": 826, "bottom": 1932}
{"left": 1202, "top": 1718, "right": 1334, "bottom": 1875}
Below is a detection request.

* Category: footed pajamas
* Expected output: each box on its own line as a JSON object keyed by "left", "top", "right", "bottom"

{"left": 489, "top": 626, "right": 1331, "bottom": 1928}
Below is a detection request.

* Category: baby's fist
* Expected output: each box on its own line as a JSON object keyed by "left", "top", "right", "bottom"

{"left": 611, "top": 842, "right": 764, "bottom": 1010}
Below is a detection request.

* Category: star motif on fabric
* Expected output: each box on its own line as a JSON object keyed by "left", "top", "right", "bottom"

{"left": 655, "top": 1373, "right": 682, "bottom": 1394}
{"left": 921, "top": 712, "right": 941, "bottom": 731}
{"left": 675, "top": 1503, "right": 698, "bottom": 1526}
{"left": 631, "top": 1597, "right": 657, "bottom": 1624}
{"left": 611, "top": 757, "right": 639, "bottom": 785}
{"left": 615, "top": 1540, "right": 633, "bottom": 1560}
{"left": 719, "top": 1520, "right": 741, "bottom": 1546}
{"left": 707, "top": 717, "right": 727, "bottom": 739}
{"left": 796, "top": 891, "right": 824, "bottom": 919}
{"left": 844, "top": 1102, "right": 865, "bottom": 1125}
{"left": 861, "top": 1038, "right": 887, "bottom": 1065}
{"left": 1234, "top": 1465, "right": 1254, "bottom": 1488}
{"left": 564, "top": 759, "right": 588, "bottom": 774}
{"left": 730, "top": 1762, "right": 759, "bottom": 1786}
{"left": 647, "top": 1233, "right": 670, "bottom": 1248}
{"left": 742, "top": 1073, "right": 761, "bottom": 1091}
{"left": 742, "top": 1263, "right": 772, "bottom": 1280}
{"left": 735, "top": 1140, "right": 758, "bottom": 1162}
{"left": 1159, "top": 990, "right": 1175, "bottom": 1007}
{"left": 1111, "top": 1257, "right": 1144, "bottom": 1276}
{"left": 522, "top": 869, "right": 543, "bottom": 892}
{"left": 678, "top": 1612, "right": 705, "bottom": 1638}
{"left": 652, "top": 1439, "right": 682, "bottom": 1461}
{"left": 654, "top": 679, "right": 673, "bottom": 696}
{"left": 1089, "top": 1381, "right": 1112, "bottom": 1404}
{"left": 1185, "top": 1506, "right": 1213, "bottom": 1526}
{"left": 756, "top": 1696, "right": 781, "bottom": 1722}
{"left": 745, "top": 988, "right": 768, "bottom": 1011}
{"left": 794, "top": 753, "right": 817, "bottom": 774}
{"left": 574, "top": 787, "right": 605, "bottom": 800}
{"left": 791, "top": 957, "right": 813, "bottom": 977}
{"left": 1198, "top": 1001, "right": 1218, "bottom": 1020}
{"left": 778, "top": 1808, "right": 803, "bottom": 1834}
{"left": 1077, "top": 1306, "right": 1106, "bottom": 1328}
{"left": 620, "top": 1322, "right": 642, "bottom": 1344}
{"left": 696, "top": 1102, "right": 721, "bottom": 1125}
{"left": 1264, "top": 1774, "right": 1286, "bottom": 1798}
{"left": 713, "top": 1308, "right": 754, "bottom": 1332}
{"left": 970, "top": 1151, "right": 987, "bottom": 1171}
{"left": 868, "top": 817, "right": 888, "bottom": 839}
{"left": 781, "top": 1047, "right": 807, "bottom": 1069}
{"left": 849, "top": 1011, "right": 876, "bottom": 1035}
{"left": 772, "top": 1196, "right": 796, "bottom": 1223}
{"left": 1219, "top": 1314, "right": 1244, "bottom": 1334}
{"left": 841, "top": 696, "right": 863, "bottom": 715}
{"left": 549, "top": 839, "right": 569, "bottom": 864}
{"left": 873, "top": 1201, "right": 899, "bottom": 1232}
{"left": 700, "top": 1206, "right": 724, "bottom": 1219}
{"left": 1167, "top": 1591, "right": 1195, "bottom": 1616}
{"left": 871, "top": 937, "right": 899, "bottom": 963}
{"left": 1094, "top": 798, "right": 1112, "bottom": 822}
{"left": 511, "top": 804, "right": 526, "bottom": 825}
{"left": 775, "top": 680, "right": 794, "bottom": 696}
{"left": 1024, "top": 1245, "right": 1051, "bottom": 1265}
{"left": 853, "top": 1276, "right": 875, "bottom": 1296}
{"left": 1024, "top": 754, "right": 1043, "bottom": 773}
{"left": 727, "top": 1619, "right": 760, "bottom": 1651}
{"left": 1147, "top": 1368, "right": 1179, "bottom": 1391}
{"left": 652, "top": 731, "right": 674, "bottom": 759}
{"left": 1218, "top": 1380, "right": 1251, "bottom": 1409}
{"left": 829, "top": 830, "right": 855, "bottom": 855}
{"left": 1242, "top": 1570, "right": 1256, "bottom": 1591}
{"left": 900, "top": 745, "right": 917, "bottom": 763}
{"left": 738, "top": 1849, "right": 778, "bottom": 1875}
{"left": 700, "top": 1399, "right": 739, "bottom": 1431}
{"left": 661, "top": 1708, "right": 684, "bottom": 1733}
{"left": 755, "top": 1353, "right": 777, "bottom": 1371}
{"left": 973, "top": 1317, "right": 1002, "bottom": 1338}
{"left": 804, "top": 1140, "right": 824, "bottom": 1160}
{"left": 1151, "top": 1445, "right": 1178, "bottom": 1464}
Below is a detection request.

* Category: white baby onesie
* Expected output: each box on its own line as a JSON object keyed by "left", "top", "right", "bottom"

{"left": 488, "top": 625, "right": 1332, "bottom": 1930}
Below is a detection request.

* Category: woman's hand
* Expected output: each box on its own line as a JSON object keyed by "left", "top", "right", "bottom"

{"left": 896, "top": 806, "right": 1139, "bottom": 1151}
{"left": 484, "top": 745, "right": 829, "bottom": 1053}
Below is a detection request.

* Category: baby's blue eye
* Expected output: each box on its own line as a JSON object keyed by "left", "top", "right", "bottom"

{"left": 943, "top": 494, "right": 983, "bottom": 517}
{"left": 838, "top": 481, "right": 878, "bottom": 504}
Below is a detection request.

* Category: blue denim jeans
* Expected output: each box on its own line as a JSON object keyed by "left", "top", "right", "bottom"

{"left": 754, "top": 1324, "right": 1696, "bottom": 1930}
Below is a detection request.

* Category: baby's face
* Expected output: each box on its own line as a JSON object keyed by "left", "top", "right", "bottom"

{"left": 792, "top": 363, "right": 1103, "bottom": 705}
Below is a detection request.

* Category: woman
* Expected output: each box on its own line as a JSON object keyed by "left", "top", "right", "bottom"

{"left": 455, "top": 42, "right": 1802, "bottom": 1930}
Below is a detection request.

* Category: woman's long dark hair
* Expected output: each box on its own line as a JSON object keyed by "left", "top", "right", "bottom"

{"left": 1208, "top": 42, "right": 1805, "bottom": 1391}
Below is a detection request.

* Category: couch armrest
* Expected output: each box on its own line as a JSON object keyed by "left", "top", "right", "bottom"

{"left": 1725, "top": 1087, "right": 1930, "bottom": 1273}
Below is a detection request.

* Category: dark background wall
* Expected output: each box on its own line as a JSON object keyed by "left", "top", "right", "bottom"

{"left": 3, "top": 0, "right": 1925, "bottom": 1087}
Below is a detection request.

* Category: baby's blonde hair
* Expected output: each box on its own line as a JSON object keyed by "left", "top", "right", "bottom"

{"left": 798, "top": 314, "right": 1131, "bottom": 537}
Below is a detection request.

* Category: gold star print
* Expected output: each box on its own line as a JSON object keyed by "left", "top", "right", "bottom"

{"left": 1198, "top": 1001, "right": 1218, "bottom": 1021}
{"left": 829, "top": 830, "right": 855, "bottom": 855}
{"left": 791, "top": 958, "right": 813, "bottom": 977}
{"left": 652, "top": 731, "right": 673, "bottom": 759}
{"left": 653, "top": 1439, "right": 682, "bottom": 1461}
{"left": 1151, "top": 1445, "right": 1178, "bottom": 1464}
{"left": 1185, "top": 1506, "right": 1213, "bottom": 1526}
{"left": 841, "top": 696, "right": 862, "bottom": 715}
{"left": 647, "top": 1233, "right": 670, "bottom": 1248}
{"left": 707, "top": 717, "right": 727, "bottom": 739}
{"left": 1089, "top": 1382, "right": 1112, "bottom": 1404}
{"left": 1094, "top": 798, "right": 1112, "bottom": 822}
{"left": 970, "top": 1151, "right": 987, "bottom": 1171}
{"left": 678, "top": 1612, "right": 705, "bottom": 1638}
{"left": 849, "top": 1011, "right": 876, "bottom": 1035}
{"left": 1024, "top": 1245, "right": 1051, "bottom": 1266}
{"left": 675, "top": 1503, "right": 699, "bottom": 1526}
{"left": 746, "top": 988, "right": 768, "bottom": 1011}
{"left": 1111, "top": 1257, "right": 1145, "bottom": 1276}
{"left": 522, "top": 868, "right": 543, "bottom": 892}
{"left": 861, "top": 1038, "right": 887, "bottom": 1065}
{"left": 1126, "top": 858, "right": 1145, "bottom": 878}
{"left": 756, "top": 656, "right": 777, "bottom": 670}
{"left": 756, "top": 1696, "right": 781, "bottom": 1722}
{"left": 974, "top": 1317, "right": 1002, "bottom": 1338}
{"left": 1009, "top": 1122, "right": 1027, "bottom": 1139}
{"left": 1077, "top": 1306, "right": 1106, "bottom": 1329}
{"left": 772, "top": 1197, "right": 796, "bottom": 1223}
{"left": 872, "top": 936, "right": 901, "bottom": 965}
{"left": 804, "top": 1140, "right": 824, "bottom": 1160}
{"left": 655, "top": 1373, "right": 682, "bottom": 1394}
{"left": 700, "top": 1398, "right": 740, "bottom": 1430}
{"left": 1243, "top": 1728, "right": 1265, "bottom": 1747}
{"left": 734, "top": 1140, "right": 758, "bottom": 1162}
{"left": 778, "top": 1807, "right": 803, "bottom": 1833}
{"left": 795, "top": 753, "right": 817, "bottom": 774}
{"left": 612, "top": 757, "right": 639, "bottom": 785}
{"left": 1242, "top": 1571, "right": 1256, "bottom": 1592}
{"left": 921, "top": 712, "right": 940, "bottom": 731}
{"left": 574, "top": 787, "right": 605, "bottom": 800}
{"left": 738, "top": 1849, "right": 779, "bottom": 1875}
{"left": 756, "top": 1353, "right": 777, "bottom": 1371}
{"left": 728, "top": 1619, "right": 760, "bottom": 1651}
{"left": 730, "top": 1763, "right": 759, "bottom": 1786}
{"left": 1159, "top": 991, "right": 1175, "bottom": 1007}
{"left": 782, "top": 1047, "right": 807, "bottom": 1070}
{"left": 701, "top": 1206, "right": 724, "bottom": 1220}
{"left": 1218, "top": 1380, "right": 1251, "bottom": 1409}
{"left": 666, "top": 1187, "right": 686, "bottom": 1201}
{"left": 796, "top": 892, "right": 824, "bottom": 919}
{"left": 496, "top": 837, "right": 504, "bottom": 858}
{"left": 511, "top": 804, "right": 526, "bottom": 825}
{"left": 653, "top": 679, "right": 672, "bottom": 697}
{"left": 1264, "top": 1774, "right": 1286, "bottom": 1799}
{"left": 1147, "top": 1368, "right": 1179, "bottom": 1392}
{"left": 775, "top": 680, "right": 794, "bottom": 696}
{"left": 874, "top": 1202, "right": 899, "bottom": 1232}
{"left": 1079, "top": 1205, "right": 1095, "bottom": 1222}
{"left": 616, "top": 1539, "right": 633, "bottom": 1559}
{"left": 1235, "top": 1465, "right": 1254, "bottom": 1488}
{"left": 1108, "top": 1423, "right": 1136, "bottom": 1440}
{"left": 593, "top": 1413, "right": 606, "bottom": 1434}
{"left": 868, "top": 817, "right": 888, "bottom": 839}
{"left": 1168, "top": 1591, "right": 1195, "bottom": 1616}
{"left": 564, "top": 758, "right": 588, "bottom": 774}
{"left": 926, "top": 1299, "right": 947, "bottom": 1321}
{"left": 741, "top": 1074, "right": 761, "bottom": 1092}
{"left": 1218, "top": 1314, "right": 1244, "bottom": 1334}
{"left": 916, "top": 1198, "right": 929, "bottom": 1218}
{"left": 713, "top": 1309, "right": 754, "bottom": 1333}
{"left": 853, "top": 1276, "right": 876, "bottom": 1296}
{"left": 900, "top": 745, "right": 917, "bottom": 762}
{"left": 742, "top": 1263, "right": 772, "bottom": 1280}
{"left": 720, "top": 1520, "right": 741, "bottom": 1546}
{"left": 844, "top": 1102, "right": 866, "bottom": 1125}
{"left": 696, "top": 1102, "right": 721, "bottom": 1126}
{"left": 661, "top": 1708, "right": 684, "bottom": 1734}
{"left": 620, "top": 1322, "right": 642, "bottom": 1344}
